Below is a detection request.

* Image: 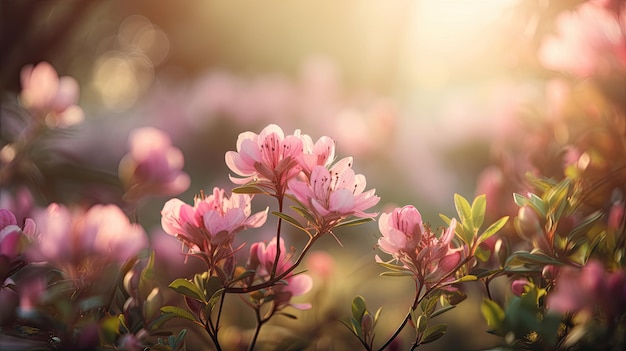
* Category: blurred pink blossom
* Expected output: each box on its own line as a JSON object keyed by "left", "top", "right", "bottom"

{"left": 538, "top": 1, "right": 626, "bottom": 77}
{"left": 119, "top": 127, "right": 190, "bottom": 202}
{"left": 511, "top": 279, "right": 530, "bottom": 296}
{"left": 377, "top": 205, "right": 462, "bottom": 290}
{"left": 305, "top": 251, "right": 335, "bottom": 281}
{"left": 288, "top": 158, "right": 379, "bottom": 234}
{"left": 19, "top": 62, "right": 84, "bottom": 128}
{"left": 30, "top": 203, "right": 148, "bottom": 268}
{"left": 0, "top": 209, "right": 35, "bottom": 262}
{"left": 161, "top": 187, "right": 268, "bottom": 266}
{"left": 547, "top": 260, "right": 626, "bottom": 320}
{"left": 248, "top": 237, "right": 313, "bottom": 310}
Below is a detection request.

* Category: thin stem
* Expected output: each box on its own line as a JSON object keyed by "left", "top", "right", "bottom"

{"left": 270, "top": 193, "right": 284, "bottom": 279}
{"left": 215, "top": 292, "right": 227, "bottom": 333}
{"left": 225, "top": 235, "right": 318, "bottom": 294}
{"left": 248, "top": 307, "right": 266, "bottom": 351}
{"left": 376, "top": 255, "right": 474, "bottom": 351}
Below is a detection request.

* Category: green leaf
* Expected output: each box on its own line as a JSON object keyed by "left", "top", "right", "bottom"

{"left": 420, "top": 295, "right": 438, "bottom": 316}
{"left": 421, "top": 324, "right": 447, "bottom": 344}
{"left": 477, "top": 216, "right": 509, "bottom": 246}
{"left": 230, "top": 270, "right": 256, "bottom": 285}
{"left": 161, "top": 305, "right": 197, "bottom": 323}
{"left": 376, "top": 261, "right": 410, "bottom": 272}
{"left": 208, "top": 288, "right": 225, "bottom": 307}
{"left": 471, "top": 194, "right": 487, "bottom": 231}
{"left": 449, "top": 275, "right": 478, "bottom": 284}
{"left": 480, "top": 299, "right": 504, "bottom": 334}
{"left": 568, "top": 210, "right": 602, "bottom": 242}
{"left": 272, "top": 211, "right": 307, "bottom": 231}
{"left": 380, "top": 271, "right": 414, "bottom": 277}
{"left": 505, "top": 251, "right": 563, "bottom": 266}
{"left": 169, "top": 278, "right": 205, "bottom": 302}
{"left": 232, "top": 185, "right": 267, "bottom": 194}
{"left": 528, "top": 193, "right": 547, "bottom": 217}
{"left": 513, "top": 193, "right": 529, "bottom": 207}
{"left": 148, "top": 312, "right": 176, "bottom": 331}
{"left": 454, "top": 194, "right": 475, "bottom": 243}
{"left": 351, "top": 295, "right": 367, "bottom": 322}
{"left": 439, "top": 213, "right": 452, "bottom": 226}
{"left": 172, "top": 329, "right": 187, "bottom": 348}
{"left": 335, "top": 217, "right": 374, "bottom": 228}
{"left": 430, "top": 305, "right": 456, "bottom": 319}
{"left": 290, "top": 205, "right": 317, "bottom": 224}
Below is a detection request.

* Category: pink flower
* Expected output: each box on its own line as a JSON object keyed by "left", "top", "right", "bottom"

{"left": 511, "top": 279, "right": 530, "bottom": 296}
{"left": 161, "top": 187, "right": 268, "bottom": 264}
{"left": 30, "top": 203, "right": 148, "bottom": 267}
{"left": 119, "top": 127, "right": 190, "bottom": 202}
{"left": 247, "top": 237, "right": 313, "bottom": 310}
{"left": 377, "top": 206, "right": 462, "bottom": 289}
{"left": 0, "top": 209, "right": 35, "bottom": 262}
{"left": 19, "top": 62, "right": 84, "bottom": 128}
{"left": 296, "top": 131, "right": 336, "bottom": 177}
{"left": 288, "top": 158, "right": 379, "bottom": 233}
{"left": 306, "top": 251, "right": 335, "bottom": 281}
{"left": 225, "top": 124, "right": 304, "bottom": 195}
{"left": 538, "top": 1, "right": 626, "bottom": 77}
{"left": 547, "top": 261, "right": 626, "bottom": 319}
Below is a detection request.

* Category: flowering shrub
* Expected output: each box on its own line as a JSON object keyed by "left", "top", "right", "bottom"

{"left": 1, "top": 1, "right": 626, "bottom": 350}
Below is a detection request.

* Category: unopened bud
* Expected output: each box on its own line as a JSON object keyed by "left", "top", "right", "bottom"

{"left": 361, "top": 312, "right": 373, "bottom": 335}
{"left": 515, "top": 206, "right": 542, "bottom": 241}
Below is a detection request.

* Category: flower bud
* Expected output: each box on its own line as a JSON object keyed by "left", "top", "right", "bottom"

{"left": 515, "top": 206, "right": 542, "bottom": 241}
{"left": 361, "top": 312, "right": 373, "bottom": 335}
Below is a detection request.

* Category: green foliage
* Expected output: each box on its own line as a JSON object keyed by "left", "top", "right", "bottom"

{"left": 442, "top": 194, "right": 509, "bottom": 252}
{"left": 344, "top": 296, "right": 381, "bottom": 349}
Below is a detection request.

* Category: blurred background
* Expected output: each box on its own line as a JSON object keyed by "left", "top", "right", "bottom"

{"left": 3, "top": 0, "right": 623, "bottom": 350}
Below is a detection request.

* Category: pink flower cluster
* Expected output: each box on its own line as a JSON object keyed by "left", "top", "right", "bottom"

{"left": 31, "top": 203, "right": 148, "bottom": 269}
{"left": 161, "top": 187, "right": 268, "bottom": 268}
{"left": 547, "top": 260, "right": 626, "bottom": 320}
{"left": 19, "top": 62, "right": 84, "bottom": 128}
{"left": 247, "top": 237, "right": 313, "bottom": 310}
{"left": 119, "top": 127, "right": 191, "bottom": 202}
{"left": 539, "top": 0, "right": 626, "bottom": 77}
{"left": 226, "top": 124, "right": 379, "bottom": 232}
{"left": 377, "top": 205, "right": 462, "bottom": 290}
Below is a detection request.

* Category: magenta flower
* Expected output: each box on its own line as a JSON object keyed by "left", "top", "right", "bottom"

{"left": 19, "top": 62, "right": 84, "bottom": 128}
{"left": 225, "top": 124, "right": 304, "bottom": 196}
{"left": 161, "top": 187, "right": 268, "bottom": 267}
{"left": 30, "top": 203, "right": 148, "bottom": 268}
{"left": 288, "top": 157, "right": 379, "bottom": 233}
{"left": 377, "top": 205, "right": 462, "bottom": 290}
{"left": 547, "top": 260, "right": 626, "bottom": 320}
{"left": 248, "top": 237, "right": 313, "bottom": 310}
{"left": 119, "top": 127, "right": 190, "bottom": 202}
{"left": 0, "top": 209, "right": 35, "bottom": 263}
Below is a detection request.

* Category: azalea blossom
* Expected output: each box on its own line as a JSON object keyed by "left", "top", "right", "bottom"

{"left": 296, "top": 131, "right": 336, "bottom": 177}
{"left": 19, "top": 61, "right": 84, "bottom": 128}
{"left": 119, "top": 127, "right": 191, "bottom": 202}
{"left": 247, "top": 237, "right": 313, "bottom": 310}
{"left": 538, "top": 1, "right": 626, "bottom": 78}
{"left": 30, "top": 203, "right": 148, "bottom": 268}
{"left": 225, "top": 124, "right": 304, "bottom": 196}
{"left": 161, "top": 187, "right": 268, "bottom": 268}
{"left": 377, "top": 205, "right": 462, "bottom": 290}
{"left": 547, "top": 260, "right": 626, "bottom": 320}
{"left": 288, "top": 157, "right": 380, "bottom": 234}
{"left": 0, "top": 209, "right": 35, "bottom": 263}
